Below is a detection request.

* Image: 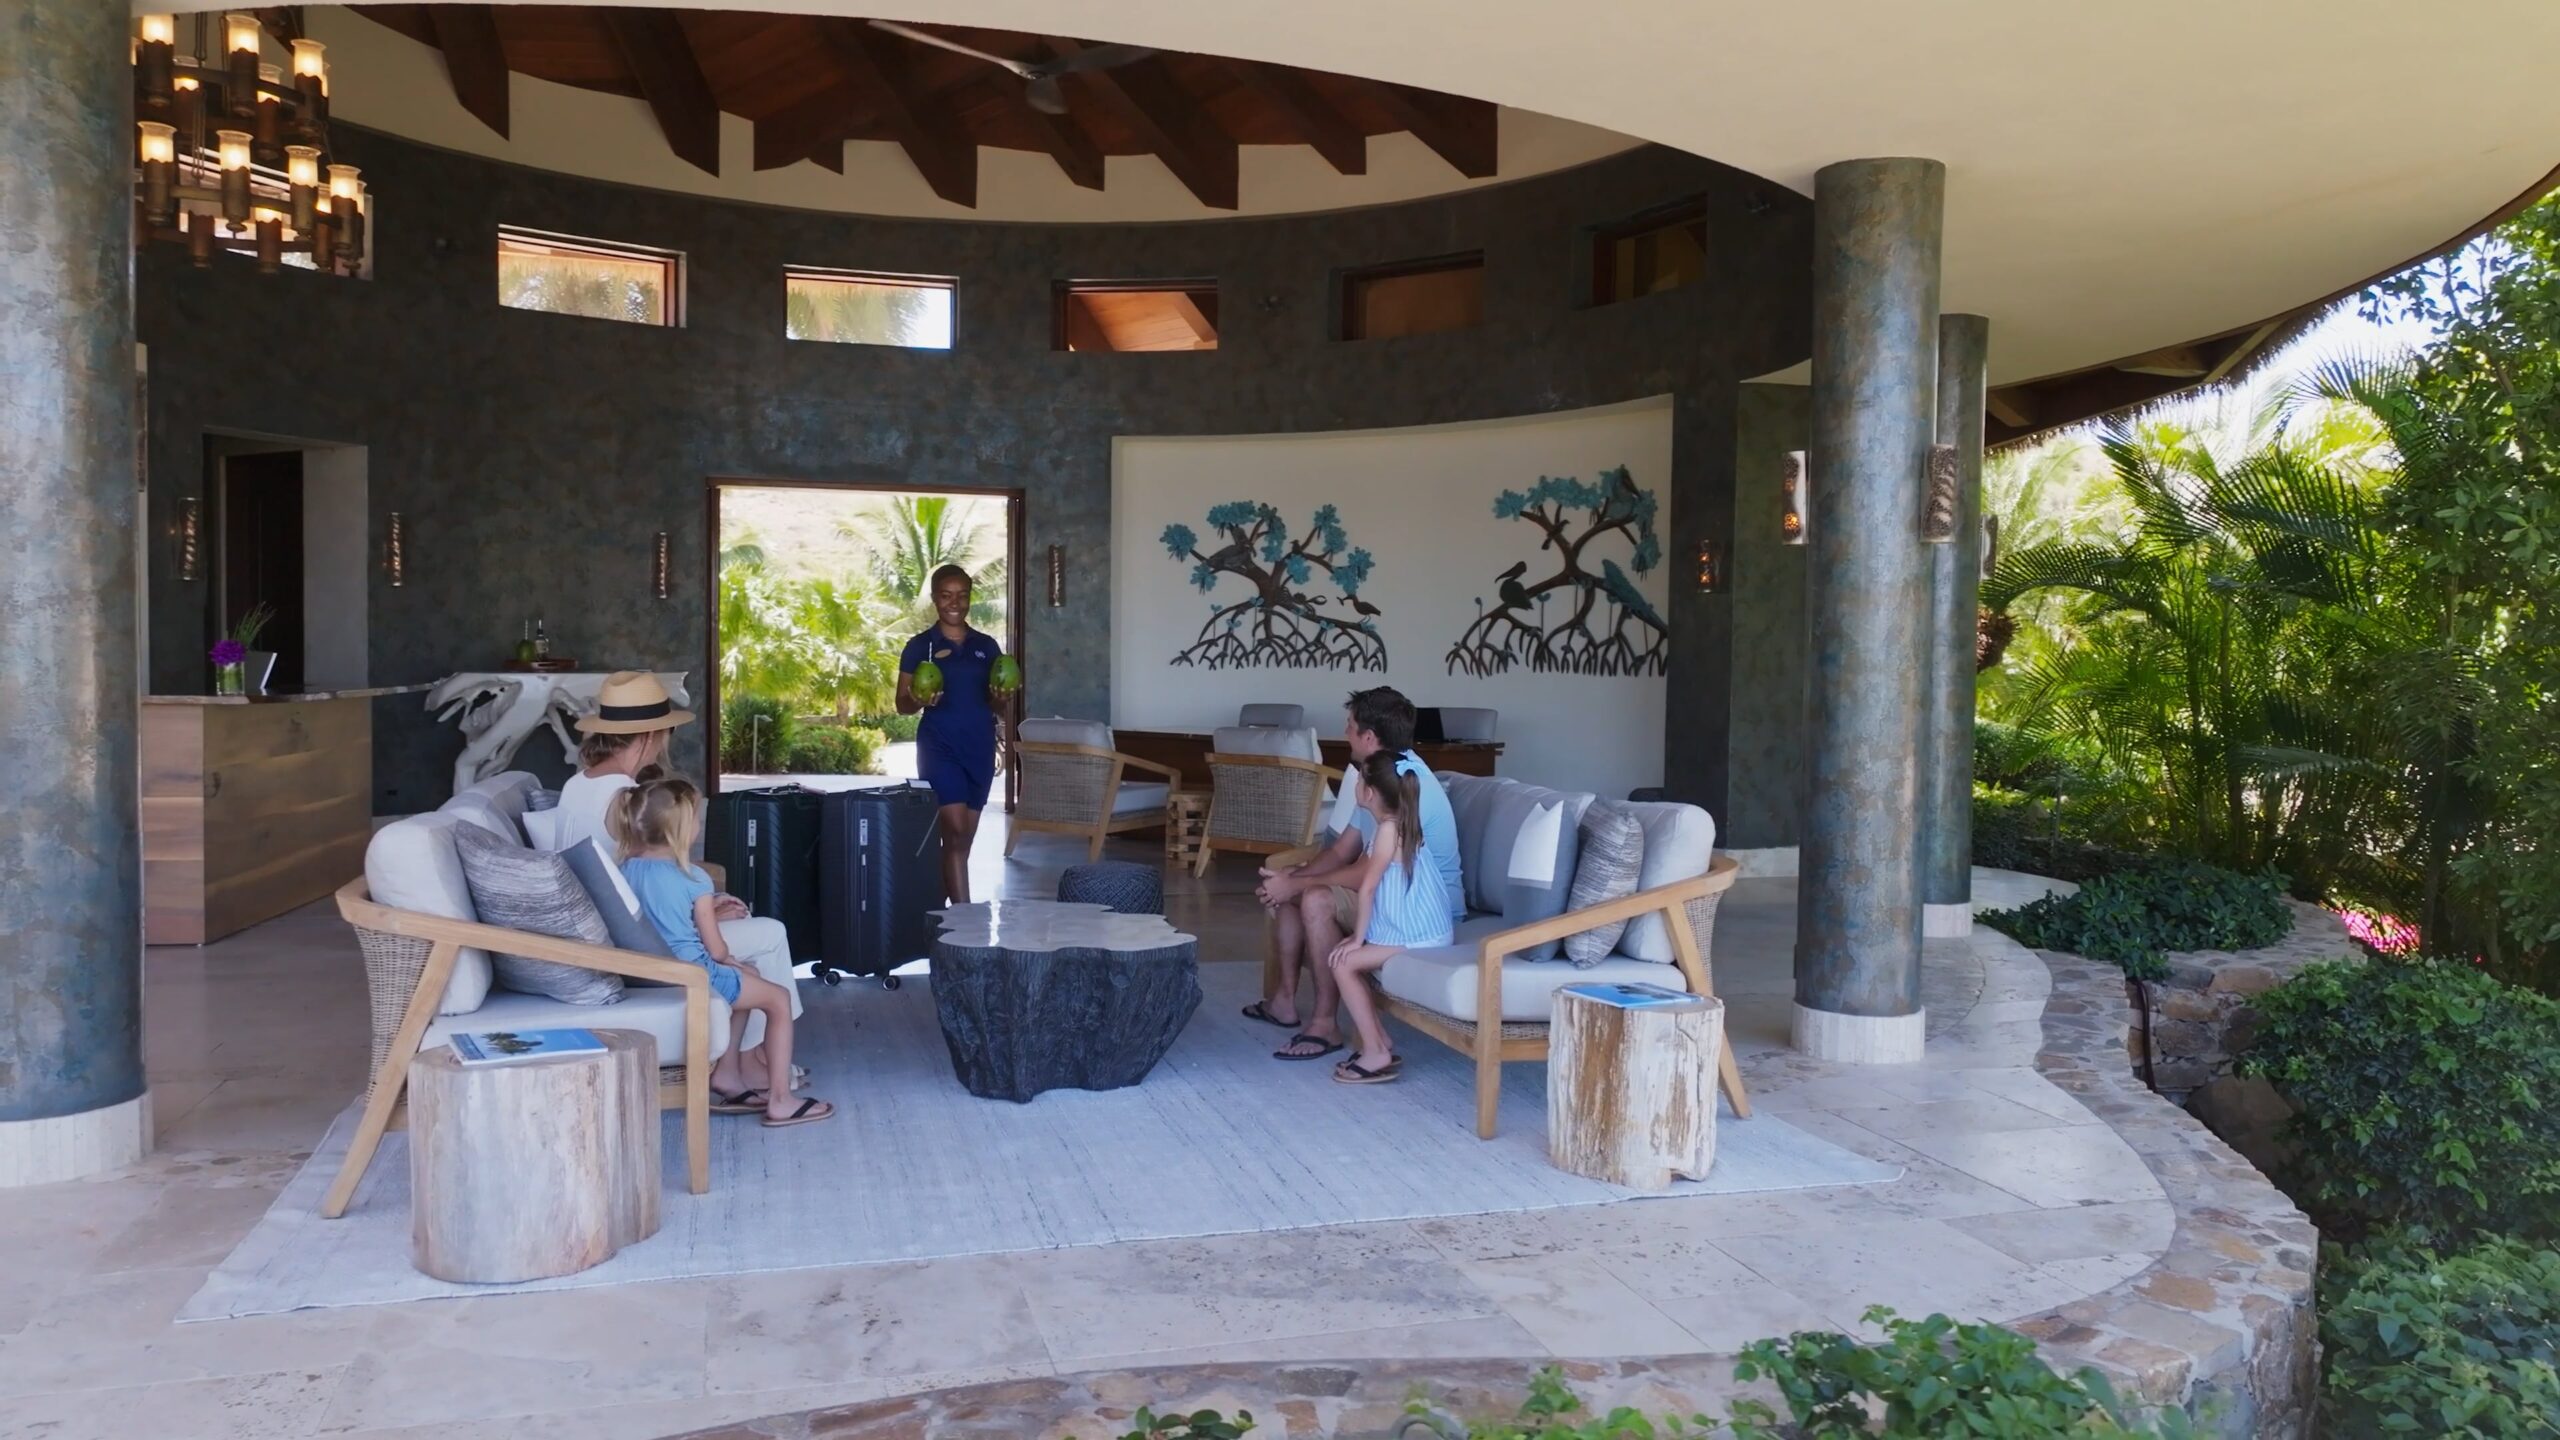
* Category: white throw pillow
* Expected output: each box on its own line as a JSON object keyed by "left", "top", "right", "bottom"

{"left": 439, "top": 790, "right": 520, "bottom": 844}
{"left": 521, "top": 807, "right": 565, "bottom": 852}
{"left": 362, "top": 813, "right": 494, "bottom": 1015}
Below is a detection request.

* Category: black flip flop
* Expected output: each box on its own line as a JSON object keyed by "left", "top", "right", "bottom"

{"left": 1240, "top": 1000, "right": 1296, "bottom": 1030}
{"left": 710, "top": 1088, "right": 767, "bottom": 1115}
{"left": 762, "top": 1097, "right": 834, "bottom": 1129}
{"left": 1274, "top": 1032, "right": 1344, "bottom": 1061}
{"left": 1332, "top": 1057, "right": 1402, "bottom": 1085}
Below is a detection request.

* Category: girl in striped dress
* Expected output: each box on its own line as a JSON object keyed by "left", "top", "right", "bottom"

{"left": 1327, "top": 749, "right": 1456, "bottom": 1084}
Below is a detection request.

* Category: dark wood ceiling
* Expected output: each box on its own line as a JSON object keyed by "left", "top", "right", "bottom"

{"left": 353, "top": 5, "right": 1500, "bottom": 209}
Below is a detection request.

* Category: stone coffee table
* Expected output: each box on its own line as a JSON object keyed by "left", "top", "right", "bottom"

{"left": 929, "top": 899, "right": 1200, "bottom": 1102}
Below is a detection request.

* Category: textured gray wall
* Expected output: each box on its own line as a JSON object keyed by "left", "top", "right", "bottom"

{"left": 0, "top": 0, "right": 143, "bottom": 1121}
{"left": 139, "top": 130, "right": 1811, "bottom": 816}
{"left": 1725, "top": 383, "right": 1810, "bottom": 847}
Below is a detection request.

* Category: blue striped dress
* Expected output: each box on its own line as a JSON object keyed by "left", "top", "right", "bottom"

{"left": 1366, "top": 837, "right": 1456, "bottom": 950}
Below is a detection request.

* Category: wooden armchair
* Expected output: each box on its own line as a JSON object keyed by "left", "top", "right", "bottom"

{"left": 326, "top": 877, "right": 716, "bottom": 1219}
{"left": 1196, "top": 726, "right": 1330, "bottom": 876}
{"left": 1007, "top": 718, "right": 1183, "bottom": 862}
{"left": 1262, "top": 854, "right": 1747, "bottom": 1138}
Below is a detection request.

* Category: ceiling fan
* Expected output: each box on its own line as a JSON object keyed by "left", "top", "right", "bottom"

{"left": 865, "top": 19, "right": 1155, "bottom": 114}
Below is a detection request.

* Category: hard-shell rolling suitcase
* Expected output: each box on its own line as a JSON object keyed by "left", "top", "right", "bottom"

{"left": 705, "top": 785, "right": 826, "bottom": 962}
{"left": 816, "top": 783, "right": 944, "bottom": 987}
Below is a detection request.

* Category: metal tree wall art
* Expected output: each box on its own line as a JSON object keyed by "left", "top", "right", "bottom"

{"left": 1447, "top": 465, "right": 1668, "bottom": 677}
{"left": 1160, "top": 502, "right": 1385, "bottom": 670}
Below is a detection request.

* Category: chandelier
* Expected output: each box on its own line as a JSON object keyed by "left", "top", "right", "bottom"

{"left": 132, "top": 13, "right": 369, "bottom": 275}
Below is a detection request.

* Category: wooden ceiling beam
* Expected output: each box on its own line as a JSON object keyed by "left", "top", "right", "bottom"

{"left": 2114, "top": 343, "right": 2211, "bottom": 378}
{"left": 429, "top": 4, "right": 511, "bottom": 140}
{"left": 1985, "top": 389, "right": 2034, "bottom": 430}
{"left": 1369, "top": 82, "right": 1497, "bottom": 179}
{"left": 1226, "top": 60, "right": 1365, "bottom": 175}
{"left": 752, "top": 77, "right": 863, "bottom": 171}
{"left": 604, "top": 9, "right": 721, "bottom": 176}
{"left": 1003, "top": 48, "right": 1106, "bottom": 191}
{"left": 1064, "top": 42, "right": 1238, "bottom": 211}
{"left": 820, "top": 19, "right": 978, "bottom": 208}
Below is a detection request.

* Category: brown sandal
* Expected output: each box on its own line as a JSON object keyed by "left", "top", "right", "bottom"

{"left": 1331, "top": 1057, "right": 1401, "bottom": 1085}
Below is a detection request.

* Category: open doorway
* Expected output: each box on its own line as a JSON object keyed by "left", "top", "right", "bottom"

{"left": 704, "top": 480, "right": 1022, "bottom": 801}
{"left": 202, "top": 434, "right": 370, "bottom": 695}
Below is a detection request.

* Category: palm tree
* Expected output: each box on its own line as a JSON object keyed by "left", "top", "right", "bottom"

{"left": 844, "top": 494, "right": 1008, "bottom": 631}
{"left": 716, "top": 538, "right": 815, "bottom": 705}
{"left": 1983, "top": 418, "right": 2390, "bottom": 874}
{"left": 792, "top": 578, "right": 900, "bottom": 720}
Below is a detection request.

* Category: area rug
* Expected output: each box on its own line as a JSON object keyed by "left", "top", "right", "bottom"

{"left": 183, "top": 963, "right": 1897, "bottom": 1319}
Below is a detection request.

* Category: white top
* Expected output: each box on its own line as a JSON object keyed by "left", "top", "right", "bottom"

{"left": 553, "top": 770, "right": 636, "bottom": 859}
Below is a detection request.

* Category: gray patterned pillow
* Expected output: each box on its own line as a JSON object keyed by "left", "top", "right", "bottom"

{"left": 1562, "top": 802, "right": 1646, "bottom": 967}
{"left": 452, "top": 822, "right": 625, "bottom": 1005}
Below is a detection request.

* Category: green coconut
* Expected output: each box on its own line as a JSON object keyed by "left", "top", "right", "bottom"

{"left": 912, "top": 659, "right": 945, "bottom": 701}
{"left": 989, "top": 654, "right": 1022, "bottom": 695}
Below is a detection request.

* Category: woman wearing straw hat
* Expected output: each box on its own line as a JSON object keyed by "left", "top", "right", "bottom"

{"left": 555, "top": 671, "right": 807, "bottom": 1094}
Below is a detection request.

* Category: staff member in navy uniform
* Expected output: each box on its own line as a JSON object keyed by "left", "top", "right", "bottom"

{"left": 897, "top": 564, "right": 1013, "bottom": 904}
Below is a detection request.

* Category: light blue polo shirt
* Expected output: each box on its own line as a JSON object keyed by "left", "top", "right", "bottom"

{"left": 1347, "top": 750, "right": 1467, "bottom": 920}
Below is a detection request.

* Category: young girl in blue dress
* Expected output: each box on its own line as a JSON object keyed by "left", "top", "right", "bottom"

{"left": 613, "top": 777, "right": 833, "bottom": 1128}
{"left": 897, "top": 564, "right": 1015, "bottom": 904}
{"left": 1326, "top": 749, "right": 1456, "bottom": 1085}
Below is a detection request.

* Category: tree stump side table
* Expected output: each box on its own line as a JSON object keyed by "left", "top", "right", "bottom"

{"left": 1163, "top": 792, "right": 1208, "bottom": 869}
{"left": 1546, "top": 985, "right": 1724, "bottom": 1191}
{"left": 408, "top": 1029, "right": 661, "bottom": 1283}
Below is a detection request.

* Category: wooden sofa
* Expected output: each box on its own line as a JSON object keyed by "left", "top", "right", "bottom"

{"left": 1262, "top": 776, "right": 1748, "bottom": 1138}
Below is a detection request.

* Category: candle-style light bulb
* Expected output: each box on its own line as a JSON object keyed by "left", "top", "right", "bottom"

{"left": 285, "top": 144, "right": 320, "bottom": 230}
{"left": 138, "top": 121, "right": 178, "bottom": 166}
{"left": 290, "top": 37, "right": 327, "bottom": 97}
{"left": 216, "top": 128, "right": 253, "bottom": 222}
{"left": 140, "top": 14, "right": 176, "bottom": 45}
{"left": 224, "top": 13, "right": 261, "bottom": 117}
{"left": 223, "top": 12, "right": 260, "bottom": 55}
{"left": 138, "top": 120, "right": 178, "bottom": 226}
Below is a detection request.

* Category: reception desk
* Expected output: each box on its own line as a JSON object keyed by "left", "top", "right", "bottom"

{"left": 141, "top": 685, "right": 429, "bottom": 945}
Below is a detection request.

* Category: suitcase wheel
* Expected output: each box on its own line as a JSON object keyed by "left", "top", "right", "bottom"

{"left": 881, "top": 974, "right": 902, "bottom": 991}
{"left": 819, "top": 968, "right": 845, "bottom": 987}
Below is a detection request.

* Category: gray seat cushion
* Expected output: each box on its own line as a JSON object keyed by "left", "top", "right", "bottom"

{"left": 425, "top": 984, "right": 729, "bottom": 1065}
{"left": 1562, "top": 802, "right": 1645, "bottom": 966}
{"left": 1617, "top": 800, "right": 1718, "bottom": 961}
{"left": 1377, "top": 945, "right": 1681, "bottom": 1024}
{"left": 452, "top": 823, "right": 626, "bottom": 1006}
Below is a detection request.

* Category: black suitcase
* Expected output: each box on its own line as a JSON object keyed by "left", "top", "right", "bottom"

{"left": 816, "top": 783, "right": 944, "bottom": 987}
{"left": 705, "top": 785, "right": 826, "bottom": 963}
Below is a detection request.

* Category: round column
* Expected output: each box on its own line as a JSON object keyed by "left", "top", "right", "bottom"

{"left": 0, "top": 0, "right": 148, "bottom": 1183}
{"left": 1794, "top": 158, "right": 1943, "bottom": 1064}
{"left": 1920, "top": 314, "right": 1989, "bottom": 938}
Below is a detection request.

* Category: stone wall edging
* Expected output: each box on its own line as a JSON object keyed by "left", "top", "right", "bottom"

{"left": 2137, "top": 900, "right": 2351, "bottom": 1102}
{"left": 2009, "top": 941, "right": 2321, "bottom": 1438}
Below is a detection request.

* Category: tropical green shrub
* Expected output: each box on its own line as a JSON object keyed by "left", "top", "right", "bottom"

{"left": 1724, "top": 1309, "right": 2187, "bottom": 1439}
{"left": 857, "top": 711, "right": 921, "bottom": 743}
{"left": 2243, "top": 957, "right": 2560, "bottom": 1242}
{"left": 1978, "top": 860, "right": 2290, "bottom": 981}
{"left": 719, "top": 695, "right": 798, "bottom": 774}
{"left": 2316, "top": 1233, "right": 2560, "bottom": 1438}
{"left": 1972, "top": 786, "right": 2134, "bottom": 885}
{"left": 786, "top": 725, "right": 885, "bottom": 775}
{"left": 1086, "top": 1408, "right": 1254, "bottom": 1440}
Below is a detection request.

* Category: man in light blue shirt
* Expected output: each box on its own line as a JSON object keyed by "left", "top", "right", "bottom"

{"left": 1247, "top": 687, "right": 1463, "bottom": 1061}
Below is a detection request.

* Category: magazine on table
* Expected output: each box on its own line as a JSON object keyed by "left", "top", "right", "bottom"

{"left": 447, "top": 1028, "right": 605, "bottom": 1066}
{"left": 1558, "top": 981, "right": 1703, "bottom": 1010}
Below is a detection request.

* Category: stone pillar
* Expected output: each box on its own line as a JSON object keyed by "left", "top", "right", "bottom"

{"left": 1794, "top": 158, "right": 1942, "bottom": 1064}
{"left": 0, "top": 0, "right": 148, "bottom": 1184}
{"left": 1920, "top": 314, "right": 1989, "bottom": 938}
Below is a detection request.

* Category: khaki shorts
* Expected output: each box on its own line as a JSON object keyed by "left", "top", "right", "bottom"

{"left": 1321, "top": 884, "right": 1356, "bottom": 932}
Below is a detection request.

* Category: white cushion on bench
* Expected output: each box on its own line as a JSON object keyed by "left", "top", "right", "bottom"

{"left": 1112, "top": 781, "right": 1172, "bottom": 816}
{"left": 1378, "top": 944, "right": 1688, "bottom": 1023}
{"left": 423, "top": 983, "right": 732, "bottom": 1065}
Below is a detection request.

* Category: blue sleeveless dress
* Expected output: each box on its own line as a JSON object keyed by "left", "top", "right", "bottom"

{"left": 1366, "top": 845, "right": 1456, "bottom": 950}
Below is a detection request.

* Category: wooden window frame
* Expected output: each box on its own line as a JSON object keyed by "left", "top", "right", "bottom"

{"left": 782, "top": 267, "right": 958, "bottom": 349}
{"left": 1336, "top": 250, "right": 1486, "bottom": 342}
{"left": 497, "top": 224, "right": 685, "bottom": 327}
{"left": 1052, "top": 278, "right": 1221, "bottom": 353}
{"left": 1586, "top": 196, "right": 1710, "bottom": 309}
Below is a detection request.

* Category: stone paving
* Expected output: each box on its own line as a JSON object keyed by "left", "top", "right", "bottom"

{"left": 663, "top": 905, "right": 2325, "bottom": 1440}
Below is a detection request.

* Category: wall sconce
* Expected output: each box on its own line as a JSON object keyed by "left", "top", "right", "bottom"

{"left": 1046, "top": 543, "right": 1064, "bottom": 608}
{"left": 1921, "top": 443, "right": 1960, "bottom": 543}
{"left": 176, "top": 494, "right": 201, "bottom": 581}
{"left": 1695, "top": 538, "right": 1724, "bottom": 594}
{"left": 1780, "top": 450, "right": 1809, "bottom": 545}
{"left": 653, "top": 530, "right": 671, "bottom": 601}
{"left": 384, "top": 511, "right": 406, "bottom": 588}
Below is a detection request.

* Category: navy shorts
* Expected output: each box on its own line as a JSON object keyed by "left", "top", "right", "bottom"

{"left": 917, "top": 730, "right": 994, "bottom": 811}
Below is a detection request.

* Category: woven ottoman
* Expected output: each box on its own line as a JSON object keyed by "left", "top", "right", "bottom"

{"left": 1056, "top": 860, "right": 1164, "bottom": 915}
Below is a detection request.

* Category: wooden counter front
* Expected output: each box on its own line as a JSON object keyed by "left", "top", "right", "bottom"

{"left": 143, "top": 695, "right": 376, "bottom": 944}
{"left": 1111, "top": 728, "right": 1503, "bottom": 794}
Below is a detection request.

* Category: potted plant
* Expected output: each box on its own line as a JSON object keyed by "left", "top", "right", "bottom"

{"left": 217, "top": 604, "right": 277, "bottom": 695}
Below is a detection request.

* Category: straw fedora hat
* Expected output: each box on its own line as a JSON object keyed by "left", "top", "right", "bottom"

{"left": 576, "top": 671, "right": 697, "bottom": 734}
